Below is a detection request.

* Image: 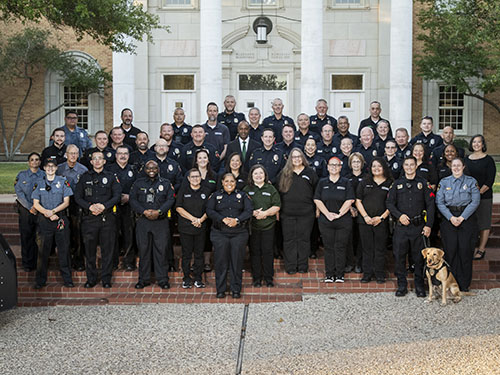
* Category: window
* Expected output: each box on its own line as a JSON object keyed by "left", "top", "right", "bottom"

{"left": 331, "top": 74, "right": 364, "bottom": 91}
{"left": 330, "top": 0, "right": 368, "bottom": 9}
{"left": 438, "top": 85, "right": 464, "bottom": 130}
{"left": 239, "top": 74, "right": 287, "bottom": 91}
{"left": 63, "top": 86, "right": 89, "bottom": 130}
{"left": 246, "top": 0, "right": 281, "bottom": 9}
{"left": 163, "top": 74, "right": 195, "bottom": 91}
{"left": 162, "top": 0, "right": 196, "bottom": 9}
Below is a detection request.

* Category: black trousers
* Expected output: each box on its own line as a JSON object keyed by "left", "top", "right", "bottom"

{"left": 179, "top": 230, "right": 205, "bottom": 283}
{"left": 114, "top": 204, "right": 136, "bottom": 268}
{"left": 440, "top": 216, "right": 477, "bottom": 291}
{"left": 310, "top": 218, "right": 320, "bottom": 255}
{"left": 392, "top": 224, "right": 426, "bottom": 290}
{"left": 81, "top": 213, "right": 116, "bottom": 284}
{"left": 359, "top": 221, "right": 389, "bottom": 278}
{"left": 68, "top": 201, "right": 84, "bottom": 269}
{"left": 36, "top": 215, "right": 72, "bottom": 285}
{"left": 249, "top": 227, "right": 275, "bottom": 282}
{"left": 136, "top": 217, "right": 169, "bottom": 284}
{"left": 346, "top": 218, "right": 362, "bottom": 269}
{"left": 281, "top": 214, "right": 315, "bottom": 273}
{"left": 319, "top": 217, "right": 352, "bottom": 278}
{"left": 211, "top": 229, "right": 248, "bottom": 294}
{"left": 17, "top": 204, "right": 38, "bottom": 269}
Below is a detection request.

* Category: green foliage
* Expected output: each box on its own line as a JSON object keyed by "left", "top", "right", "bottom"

{"left": 0, "top": 28, "right": 111, "bottom": 160}
{"left": 415, "top": 0, "right": 500, "bottom": 113}
{"left": 0, "top": 0, "right": 164, "bottom": 53}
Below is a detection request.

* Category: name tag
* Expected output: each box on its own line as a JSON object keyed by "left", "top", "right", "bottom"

{"left": 262, "top": 192, "right": 271, "bottom": 196}
{"left": 302, "top": 175, "right": 310, "bottom": 181}
{"left": 215, "top": 132, "right": 222, "bottom": 136}
{"left": 323, "top": 186, "right": 330, "bottom": 189}
{"left": 420, "top": 168, "right": 429, "bottom": 172}
{"left": 248, "top": 191, "right": 255, "bottom": 196}
{"left": 337, "top": 186, "right": 346, "bottom": 190}
{"left": 184, "top": 194, "right": 191, "bottom": 198}
{"left": 381, "top": 186, "right": 390, "bottom": 191}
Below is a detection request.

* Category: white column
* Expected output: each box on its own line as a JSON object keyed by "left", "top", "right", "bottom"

{"left": 301, "top": 0, "right": 324, "bottom": 115}
{"left": 112, "top": 49, "right": 135, "bottom": 125}
{"left": 389, "top": 0, "right": 413, "bottom": 133}
{"left": 200, "top": 0, "right": 222, "bottom": 122}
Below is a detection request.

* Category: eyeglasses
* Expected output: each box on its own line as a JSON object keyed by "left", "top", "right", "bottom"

{"left": 328, "top": 164, "right": 342, "bottom": 167}
{"left": 92, "top": 157, "right": 104, "bottom": 161}
{"left": 385, "top": 146, "right": 396, "bottom": 149}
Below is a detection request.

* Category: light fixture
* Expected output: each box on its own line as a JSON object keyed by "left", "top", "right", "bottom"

{"left": 252, "top": 16, "right": 273, "bottom": 44}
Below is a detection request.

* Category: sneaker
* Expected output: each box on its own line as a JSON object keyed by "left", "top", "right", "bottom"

{"left": 182, "top": 281, "right": 193, "bottom": 289}
{"left": 324, "top": 276, "right": 334, "bottom": 283}
{"left": 194, "top": 281, "right": 206, "bottom": 288}
{"left": 335, "top": 276, "right": 345, "bottom": 283}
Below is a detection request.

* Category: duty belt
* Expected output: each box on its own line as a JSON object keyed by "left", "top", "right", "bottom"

{"left": 397, "top": 214, "right": 424, "bottom": 226}
{"left": 447, "top": 205, "right": 467, "bottom": 216}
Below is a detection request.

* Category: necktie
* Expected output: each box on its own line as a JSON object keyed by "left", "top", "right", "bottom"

{"left": 242, "top": 140, "right": 247, "bottom": 161}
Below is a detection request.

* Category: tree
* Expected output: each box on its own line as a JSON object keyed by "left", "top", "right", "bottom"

{"left": 0, "top": 28, "right": 111, "bottom": 160}
{"left": 0, "top": 0, "right": 163, "bottom": 53}
{"left": 415, "top": 0, "right": 500, "bottom": 114}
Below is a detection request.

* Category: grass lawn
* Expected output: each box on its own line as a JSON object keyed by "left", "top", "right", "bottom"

{"left": 1, "top": 162, "right": 500, "bottom": 194}
{"left": 0, "top": 162, "right": 26, "bottom": 194}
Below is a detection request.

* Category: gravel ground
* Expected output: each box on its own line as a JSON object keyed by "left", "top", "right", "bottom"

{"left": 1, "top": 289, "right": 500, "bottom": 375}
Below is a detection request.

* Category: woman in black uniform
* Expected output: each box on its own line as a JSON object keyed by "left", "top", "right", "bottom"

{"left": 219, "top": 152, "right": 247, "bottom": 191}
{"left": 176, "top": 168, "right": 210, "bottom": 289}
{"left": 465, "top": 135, "right": 497, "bottom": 259}
{"left": 278, "top": 148, "right": 318, "bottom": 274}
{"left": 314, "top": 156, "right": 355, "bottom": 282}
{"left": 304, "top": 138, "right": 326, "bottom": 178}
{"left": 412, "top": 143, "right": 438, "bottom": 190}
{"left": 356, "top": 157, "right": 393, "bottom": 283}
{"left": 243, "top": 165, "right": 281, "bottom": 287}
{"left": 206, "top": 173, "right": 253, "bottom": 299}
{"left": 437, "top": 144, "right": 459, "bottom": 181}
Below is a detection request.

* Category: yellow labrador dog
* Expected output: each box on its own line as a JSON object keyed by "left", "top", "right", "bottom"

{"left": 421, "top": 247, "right": 464, "bottom": 306}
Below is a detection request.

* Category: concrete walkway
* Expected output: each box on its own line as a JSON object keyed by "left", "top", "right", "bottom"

{"left": 1, "top": 290, "right": 500, "bottom": 374}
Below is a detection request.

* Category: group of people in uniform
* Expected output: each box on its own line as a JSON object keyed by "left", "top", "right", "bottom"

{"left": 15, "top": 98, "right": 496, "bottom": 298}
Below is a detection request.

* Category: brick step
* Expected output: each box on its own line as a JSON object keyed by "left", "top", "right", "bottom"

{"left": 0, "top": 224, "right": 20, "bottom": 233}
{"left": 0, "top": 213, "right": 19, "bottom": 222}
{"left": 2, "top": 233, "right": 20, "bottom": 245}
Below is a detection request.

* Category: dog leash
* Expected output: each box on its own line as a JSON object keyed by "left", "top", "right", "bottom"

{"left": 422, "top": 235, "right": 431, "bottom": 248}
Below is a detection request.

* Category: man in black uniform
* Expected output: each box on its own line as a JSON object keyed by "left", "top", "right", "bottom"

{"left": 157, "top": 123, "right": 183, "bottom": 160}
{"left": 129, "top": 131, "right": 155, "bottom": 174}
{"left": 171, "top": 108, "right": 192, "bottom": 145}
{"left": 81, "top": 130, "right": 116, "bottom": 169}
{"left": 41, "top": 128, "right": 67, "bottom": 165}
{"left": 317, "top": 124, "right": 337, "bottom": 161}
{"left": 358, "top": 101, "right": 392, "bottom": 138}
{"left": 354, "top": 127, "right": 381, "bottom": 168}
{"left": 332, "top": 116, "right": 359, "bottom": 150}
{"left": 107, "top": 145, "right": 138, "bottom": 271}
{"left": 129, "top": 160, "right": 175, "bottom": 289}
{"left": 294, "top": 113, "right": 320, "bottom": 147}
{"left": 120, "top": 108, "right": 143, "bottom": 151}
{"left": 74, "top": 150, "right": 122, "bottom": 288}
{"left": 248, "top": 107, "right": 264, "bottom": 145}
{"left": 276, "top": 124, "right": 299, "bottom": 159}
{"left": 386, "top": 156, "right": 435, "bottom": 297}
{"left": 395, "top": 127, "right": 412, "bottom": 160}
{"left": 217, "top": 95, "right": 246, "bottom": 141}
{"left": 309, "top": 99, "right": 337, "bottom": 135}
{"left": 410, "top": 116, "right": 443, "bottom": 153}
{"left": 248, "top": 128, "right": 285, "bottom": 184}
{"left": 203, "top": 102, "right": 230, "bottom": 162}
{"left": 109, "top": 126, "right": 133, "bottom": 154}
{"left": 262, "top": 98, "right": 294, "bottom": 143}
{"left": 179, "top": 124, "right": 220, "bottom": 172}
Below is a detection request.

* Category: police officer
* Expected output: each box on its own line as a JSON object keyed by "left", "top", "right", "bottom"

{"left": 304, "top": 138, "right": 327, "bottom": 179}
{"left": 175, "top": 168, "right": 210, "bottom": 289}
{"left": 153, "top": 138, "right": 183, "bottom": 192}
{"left": 74, "top": 150, "right": 121, "bottom": 288}
{"left": 217, "top": 95, "right": 246, "bottom": 141}
{"left": 129, "top": 160, "right": 175, "bottom": 289}
{"left": 206, "top": 173, "right": 253, "bottom": 299}
{"left": 262, "top": 98, "right": 295, "bottom": 143}
{"left": 354, "top": 127, "right": 381, "bottom": 169}
{"left": 32, "top": 159, "right": 73, "bottom": 289}
{"left": 386, "top": 156, "right": 435, "bottom": 297}
{"left": 41, "top": 128, "right": 67, "bottom": 165}
{"left": 248, "top": 128, "right": 285, "bottom": 184}
{"left": 119, "top": 108, "right": 143, "bottom": 151}
{"left": 383, "top": 139, "right": 403, "bottom": 180}
{"left": 316, "top": 124, "right": 337, "bottom": 161}
{"left": 179, "top": 124, "right": 220, "bottom": 172}
{"left": 129, "top": 131, "right": 155, "bottom": 174}
{"left": 156, "top": 123, "right": 184, "bottom": 160}
{"left": 203, "top": 102, "right": 231, "bottom": 161}
{"left": 436, "top": 158, "right": 480, "bottom": 292}
{"left": 395, "top": 128, "right": 412, "bottom": 160}
{"left": 81, "top": 130, "right": 116, "bottom": 169}
{"left": 56, "top": 144, "right": 88, "bottom": 271}
{"left": 309, "top": 99, "right": 337, "bottom": 135}
{"left": 314, "top": 156, "right": 355, "bottom": 283}
{"left": 358, "top": 101, "right": 393, "bottom": 138}
{"left": 276, "top": 124, "right": 300, "bottom": 159}
{"left": 15, "top": 152, "right": 45, "bottom": 271}
{"left": 61, "top": 110, "right": 92, "bottom": 157}
{"left": 107, "top": 145, "right": 138, "bottom": 271}
{"left": 410, "top": 116, "right": 443, "bottom": 152}
{"left": 332, "top": 116, "right": 359, "bottom": 150}
{"left": 248, "top": 107, "right": 264, "bottom": 145}
{"left": 294, "top": 113, "right": 320, "bottom": 147}
{"left": 171, "top": 108, "right": 193, "bottom": 145}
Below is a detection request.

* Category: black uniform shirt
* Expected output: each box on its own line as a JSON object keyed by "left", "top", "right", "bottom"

{"left": 294, "top": 131, "right": 320, "bottom": 147}
{"left": 346, "top": 172, "right": 366, "bottom": 194}
{"left": 431, "top": 143, "right": 465, "bottom": 166}
{"left": 202, "top": 122, "right": 230, "bottom": 154}
{"left": 249, "top": 125, "right": 264, "bottom": 146}
{"left": 154, "top": 156, "right": 183, "bottom": 192}
{"left": 356, "top": 177, "right": 392, "bottom": 217}
{"left": 332, "top": 132, "right": 359, "bottom": 149}
{"left": 437, "top": 164, "right": 452, "bottom": 181}
{"left": 81, "top": 147, "right": 116, "bottom": 169}
{"left": 384, "top": 156, "right": 403, "bottom": 180}
{"left": 217, "top": 171, "right": 247, "bottom": 191}
{"left": 279, "top": 167, "right": 319, "bottom": 217}
{"left": 106, "top": 162, "right": 137, "bottom": 194}
{"left": 175, "top": 184, "right": 210, "bottom": 234}
{"left": 173, "top": 123, "right": 192, "bottom": 145}
{"left": 309, "top": 114, "right": 338, "bottom": 135}
{"left": 262, "top": 114, "right": 295, "bottom": 143}
{"left": 179, "top": 141, "right": 220, "bottom": 172}
{"left": 354, "top": 143, "right": 381, "bottom": 168}
{"left": 317, "top": 141, "right": 338, "bottom": 161}
{"left": 314, "top": 176, "right": 354, "bottom": 222}
{"left": 217, "top": 111, "right": 246, "bottom": 141}
{"left": 206, "top": 189, "right": 253, "bottom": 233}
{"left": 276, "top": 141, "right": 299, "bottom": 159}
{"left": 121, "top": 124, "right": 142, "bottom": 151}
{"left": 396, "top": 144, "right": 412, "bottom": 160}
{"left": 410, "top": 132, "right": 443, "bottom": 151}
{"left": 129, "top": 149, "right": 155, "bottom": 174}
{"left": 305, "top": 153, "right": 327, "bottom": 178}
{"left": 248, "top": 147, "right": 285, "bottom": 184}
{"left": 386, "top": 175, "right": 435, "bottom": 227}
{"left": 41, "top": 144, "right": 67, "bottom": 165}
{"left": 416, "top": 162, "right": 438, "bottom": 186}
{"left": 358, "top": 117, "right": 392, "bottom": 138}
{"left": 74, "top": 169, "right": 122, "bottom": 211}
{"left": 129, "top": 176, "right": 175, "bottom": 215}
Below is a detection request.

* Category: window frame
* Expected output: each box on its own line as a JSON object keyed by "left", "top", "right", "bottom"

{"left": 329, "top": 73, "right": 365, "bottom": 93}
{"left": 160, "top": 0, "right": 198, "bottom": 10}
{"left": 161, "top": 73, "right": 197, "bottom": 93}
{"left": 245, "top": 0, "right": 283, "bottom": 10}
{"left": 328, "top": 0, "right": 369, "bottom": 10}
{"left": 437, "top": 84, "right": 465, "bottom": 132}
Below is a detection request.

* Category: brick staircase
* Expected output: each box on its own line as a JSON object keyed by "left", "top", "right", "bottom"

{"left": 2, "top": 201, "right": 500, "bottom": 306}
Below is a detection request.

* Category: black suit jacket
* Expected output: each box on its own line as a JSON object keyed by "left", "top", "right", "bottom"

{"left": 226, "top": 138, "right": 260, "bottom": 171}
